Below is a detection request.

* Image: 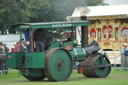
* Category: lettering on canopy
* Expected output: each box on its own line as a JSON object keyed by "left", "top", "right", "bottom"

{"left": 52, "top": 24, "right": 72, "bottom": 28}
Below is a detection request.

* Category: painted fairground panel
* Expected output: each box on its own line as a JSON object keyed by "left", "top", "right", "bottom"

{"left": 88, "top": 19, "right": 128, "bottom": 51}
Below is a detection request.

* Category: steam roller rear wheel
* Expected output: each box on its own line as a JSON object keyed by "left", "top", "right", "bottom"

{"left": 83, "top": 55, "right": 111, "bottom": 78}
{"left": 21, "top": 69, "right": 45, "bottom": 81}
{"left": 44, "top": 48, "right": 73, "bottom": 81}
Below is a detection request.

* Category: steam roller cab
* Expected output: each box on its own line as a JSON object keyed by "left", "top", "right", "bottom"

{"left": 6, "top": 21, "right": 111, "bottom": 81}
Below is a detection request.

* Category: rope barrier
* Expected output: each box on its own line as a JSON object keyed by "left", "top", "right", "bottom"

{"left": 107, "top": 54, "right": 120, "bottom": 59}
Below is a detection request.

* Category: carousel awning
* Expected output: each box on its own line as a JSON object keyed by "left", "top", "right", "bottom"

{"left": 70, "top": 5, "right": 128, "bottom": 20}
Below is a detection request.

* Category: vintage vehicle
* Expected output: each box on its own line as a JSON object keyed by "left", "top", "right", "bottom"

{"left": 6, "top": 21, "right": 111, "bottom": 81}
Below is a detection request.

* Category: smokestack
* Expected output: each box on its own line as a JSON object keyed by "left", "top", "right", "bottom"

{"left": 81, "top": 16, "right": 88, "bottom": 47}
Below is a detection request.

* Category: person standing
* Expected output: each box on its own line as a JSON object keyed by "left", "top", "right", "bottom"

{"left": 20, "top": 39, "right": 27, "bottom": 52}
{"left": 11, "top": 48, "right": 15, "bottom": 53}
{"left": 14, "top": 41, "right": 19, "bottom": 52}
{"left": 120, "top": 43, "right": 128, "bottom": 70}
{"left": 2, "top": 44, "right": 9, "bottom": 74}
{"left": 0, "top": 42, "right": 4, "bottom": 75}
{"left": 24, "top": 29, "right": 30, "bottom": 52}
{"left": 33, "top": 29, "right": 46, "bottom": 52}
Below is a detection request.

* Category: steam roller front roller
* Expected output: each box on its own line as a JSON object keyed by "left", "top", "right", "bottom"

{"left": 44, "top": 48, "right": 73, "bottom": 81}
{"left": 21, "top": 69, "right": 46, "bottom": 81}
{"left": 81, "top": 54, "right": 111, "bottom": 78}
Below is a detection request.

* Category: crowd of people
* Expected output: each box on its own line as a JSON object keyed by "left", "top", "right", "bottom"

{"left": 0, "top": 39, "right": 27, "bottom": 75}
{"left": 0, "top": 42, "right": 9, "bottom": 75}
{"left": 11, "top": 39, "right": 27, "bottom": 53}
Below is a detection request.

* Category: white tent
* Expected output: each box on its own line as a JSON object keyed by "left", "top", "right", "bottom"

{"left": 69, "top": 5, "right": 128, "bottom": 20}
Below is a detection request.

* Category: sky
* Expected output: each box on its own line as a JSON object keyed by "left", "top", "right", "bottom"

{"left": 104, "top": 0, "right": 128, "bottom": 5}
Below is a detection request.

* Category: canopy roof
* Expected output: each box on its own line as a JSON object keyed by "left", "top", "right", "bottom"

{"left": 11, "top": 21, "right": 91, "bottom": 30}
{"left": 71, "top": 5, "right": 128, "bottom": 20}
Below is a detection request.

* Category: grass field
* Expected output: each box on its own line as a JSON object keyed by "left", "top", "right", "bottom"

{"left": 0, "top": 69, "right": 128, "bottom": 85}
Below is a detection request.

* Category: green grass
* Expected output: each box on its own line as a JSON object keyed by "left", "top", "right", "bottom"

{"left": 0, "top": 69, "right": 128, "bottom": 85}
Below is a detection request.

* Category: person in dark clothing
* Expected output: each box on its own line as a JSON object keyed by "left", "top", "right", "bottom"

{"left": 0, "top": 42, "right": 4, "bottom": 75}
{"left": 33, "top": 29, "right": 52, "bottom": 52}
{"left": 20, "top": 39, "right": 27, "bottom": 52}
{"left": 34, "top": 29, "right": 45, "bottom": 52}
{"left": 2, "top": 44, "right": 9, "bottom": 74}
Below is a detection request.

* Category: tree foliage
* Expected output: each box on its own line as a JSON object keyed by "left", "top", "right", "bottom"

{"left": 0, "top": 0, "right": 105, "bottom": 34}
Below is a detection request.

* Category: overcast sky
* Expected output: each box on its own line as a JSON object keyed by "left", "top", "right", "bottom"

{"left": 105, "top": 0, "right": 128, "bottom": 5}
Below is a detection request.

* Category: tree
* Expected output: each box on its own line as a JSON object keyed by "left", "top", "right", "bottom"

{"left": 0, "top": 0, "right": 105, "bottom": 34}
{"left": 19, "top": 0, "right": 51, "bottom": 22}
{"left": 0, "top": 0, "right": 51, "bottom": 34}
{"left": 0, "top": 0, "right": 21, "bottom": 34}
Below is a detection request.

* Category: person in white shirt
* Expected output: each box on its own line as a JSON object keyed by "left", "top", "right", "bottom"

{"left": 120, "top": 43, "right": 128, "bottom": 70}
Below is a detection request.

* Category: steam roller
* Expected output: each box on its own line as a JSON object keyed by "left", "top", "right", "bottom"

{"left": 6, "top": 21, "right": 111, "bottom": 81}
